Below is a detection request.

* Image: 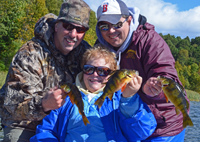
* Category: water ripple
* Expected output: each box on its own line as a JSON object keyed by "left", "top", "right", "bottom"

{"left": 184, "top": 101, "right": 200, "bottom": 142}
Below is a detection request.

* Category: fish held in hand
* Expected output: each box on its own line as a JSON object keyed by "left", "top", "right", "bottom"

{"left": 157, "top": 76, "right": 193, "bottom": 128}
{"left": 60, "top": 83, "right": 90, "bottom": 125}
{"left": 94, "top": 69, "right": 139, "bottom": 108}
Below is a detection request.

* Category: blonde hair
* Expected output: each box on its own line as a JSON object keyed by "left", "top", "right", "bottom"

{"left": 81, "top": 43, "right": 118, "bottom": 71}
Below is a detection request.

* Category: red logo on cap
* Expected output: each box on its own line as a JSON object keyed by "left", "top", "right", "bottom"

{"left": 102, "top": 4, "right": 108, "bottom": 12}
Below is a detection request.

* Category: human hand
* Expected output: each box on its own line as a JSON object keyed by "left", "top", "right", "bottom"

{"left": 122, "top": 75, "right": 142, "bottom": 98}
{"left": 42, "top": 86, "right": 66, "bottom": 112}
{"left": 142, "top": 77, "right": 162, "bottom": 97}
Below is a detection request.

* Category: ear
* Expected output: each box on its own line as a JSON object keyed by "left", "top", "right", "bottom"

{"left": 55, "top": 22, "right": 59, "bottom": 32}
{"left": 127, "top": 16, "right": 132, "bottom": 25}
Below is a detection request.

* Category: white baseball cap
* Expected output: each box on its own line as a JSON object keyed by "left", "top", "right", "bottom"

{"left": 97, "top": 0, "right": 129, "bottom": 24}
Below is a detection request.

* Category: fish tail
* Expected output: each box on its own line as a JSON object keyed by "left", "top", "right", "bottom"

{"left": 82, "top": 115, "right": 90, "bottom": 126}
{"left": 94, "top": 98, "right": 104, "bottom": 109}
{"left": 183, "top": 115, "right": 194, "bottom": 128}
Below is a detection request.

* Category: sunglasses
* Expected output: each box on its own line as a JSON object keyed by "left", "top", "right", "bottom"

{"left": 62, "top": 22, "right": 86, "bottom": 33}
{"left": 83, "top": 65, "right": 112, "bottom": 77}
{"left": 98, "top": 18, "right": 127, "bottom": 31}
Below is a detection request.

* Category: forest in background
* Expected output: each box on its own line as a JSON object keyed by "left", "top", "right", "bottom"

{"left": 0, "top": 0, "right": 200, "bottom": 94}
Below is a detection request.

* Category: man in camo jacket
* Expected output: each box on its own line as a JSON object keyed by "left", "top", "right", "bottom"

{"left": 0, "top": 0, "right": 91, "bottom": 141}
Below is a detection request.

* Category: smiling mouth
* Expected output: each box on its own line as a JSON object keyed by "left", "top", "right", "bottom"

{"left": 64, "top": 36, "right": 77, "bottom": 43}
{"left": 110, "top": 34, "right": 118, "bottom": 39}
{"left": 66, "top": 38, "right": 75, "bottom": 43}
{"left": 89, "top": 79, "right": 102, "bottom": 83}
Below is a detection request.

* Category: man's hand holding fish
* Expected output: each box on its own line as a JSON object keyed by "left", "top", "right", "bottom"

{"left": 142, "top": 77, "right": 163, "bottom": 97}
{"left": 42, "top": 86, "right": 66, "bottom": 112}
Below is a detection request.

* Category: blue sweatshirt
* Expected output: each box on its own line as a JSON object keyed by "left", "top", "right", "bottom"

{"left": 30, "top": 73, "right": 157, "bottom": 142}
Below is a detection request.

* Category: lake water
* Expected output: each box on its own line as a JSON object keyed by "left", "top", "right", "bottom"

{"left": 0, "top": 101, "right": 199, "bottom": 141}
{"left": 184, "top": 101, "right": 200, "bottom": 142}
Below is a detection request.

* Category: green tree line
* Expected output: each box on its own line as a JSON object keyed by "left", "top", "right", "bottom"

{"left": 0, "top": 0, "right": 199, "bottom": 94}
{"left": 160, "top": 34, "right": 200, "bottom": 93}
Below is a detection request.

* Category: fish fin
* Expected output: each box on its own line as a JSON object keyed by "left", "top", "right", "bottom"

{"left": 164, "top": 94, "right": 169, "bottom": 103}
{"left": 157, "top": 76, "right": 161, "bottom": 80}
{"left": 94, "top": 98, "right": 104, "bottom": 109}
{"left": 186, "top": 100, "right": 190, "bottom": 110}
{"left": 109, "top": 71, "right": 116, "bottom": 76}
{"left": 175, "top": 108, "right": 180, "bottom": 115}
{"left": 68, "top": 92, "right": 75, "bottom": 104}
{"left": 175, "top": 82, "right": 187, "bottom": 97}
{"left": 135, "top": 70, "right": 139, "bottom": 76}
{"left": 107, "top": 76, "right": 111, "bottom": 81}
{"left": 121, "top": 83, "right": 127, "bottom": 92}
{"left": 183, "top": 115, "right": 194, "bottom": 128}
{"left": 102, "top": 81, "right": 107, "bottom": 85}
{"left": 177, "top": 82, "right": 185, "bottom": 92}
{"left": 108, "top": 93, "right": 114, "bottom": 100}
{"left": 69, "top": 98, "right": 75, "bottom": 104}
{"left": 82, "top": 115, "right": 90, "bottom": 126}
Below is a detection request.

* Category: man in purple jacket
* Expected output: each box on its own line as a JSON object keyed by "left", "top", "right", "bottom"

{"left": 95, "top": 0, "right": 189, "bottom": 141}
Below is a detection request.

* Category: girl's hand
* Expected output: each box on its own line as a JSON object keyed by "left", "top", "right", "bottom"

{"left": 122, "top": 75, "right": 142, "bottom": 98}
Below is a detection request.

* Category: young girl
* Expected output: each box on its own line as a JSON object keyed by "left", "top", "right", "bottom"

{"left": 30, "top": 44, "right": 157, "bottom": 142}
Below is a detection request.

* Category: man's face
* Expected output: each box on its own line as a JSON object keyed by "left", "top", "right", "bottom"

{"left": 54, "top": 21, "right": 86, "bottom": 55}
{"left": 99, "top": 16, "right": 131, "bottom": 48}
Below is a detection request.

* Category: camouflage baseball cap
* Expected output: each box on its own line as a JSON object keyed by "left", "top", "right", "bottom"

{"left": 57, "top": 0, "right": 91, "bottom": 30}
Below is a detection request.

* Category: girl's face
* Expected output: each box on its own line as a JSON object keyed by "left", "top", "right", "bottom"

{"left": 83, "top": 57, "right": 111, "bottom": 93}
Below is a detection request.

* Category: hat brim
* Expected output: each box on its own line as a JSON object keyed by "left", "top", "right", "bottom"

{"left": 98, "top": 14, "right": 122, "bottom": 24}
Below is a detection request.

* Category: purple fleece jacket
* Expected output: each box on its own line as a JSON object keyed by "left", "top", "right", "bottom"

{"left": 119, "top": 22, "right": 189, "bottom": 137}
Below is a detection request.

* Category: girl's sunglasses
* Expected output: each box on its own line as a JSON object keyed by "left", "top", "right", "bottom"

{"left": 83, "top": 65, "right": 112, "bottom": 77}
{"left": 62, "top": 22, "right": 86, "bottom": 33}
{"left": 98, "top": 18, "right": 127, "bottom": 31}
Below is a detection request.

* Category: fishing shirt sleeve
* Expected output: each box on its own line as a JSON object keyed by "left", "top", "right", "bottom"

{"left": 118, "top": 93, "right": 157, "bottom": 140}
{"left": 30, "top": 109, "right": 60, "bottom": 142}
{"left": 119, "top": 93, "right": 139, "bottom": 118}
{"left": 140, "top": 30, "right": 181, "bottom": 89}
{"left": 30, "top": 99, "right": 72, "bottom": 142}
{"left": 2, "top": 41, "right": 50, "bottom": 121}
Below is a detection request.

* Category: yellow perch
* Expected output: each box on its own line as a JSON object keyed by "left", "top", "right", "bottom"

{"left": 60, "top": 83, "right": 90, "bottom": 125}
{"left": 158, "top": 76, "right": 193, "bottom": 128}
{"left": 94, "top": 69, "right": 139, "bottom": 108}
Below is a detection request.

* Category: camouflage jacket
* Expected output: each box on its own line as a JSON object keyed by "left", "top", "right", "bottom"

{"left": 0, "top": 13, "right": 91, "bottom": 131}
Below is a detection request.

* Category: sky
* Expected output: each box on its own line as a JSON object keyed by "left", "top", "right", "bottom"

{"left": 84, "top": 0, "right": 200, "bottom": 40}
